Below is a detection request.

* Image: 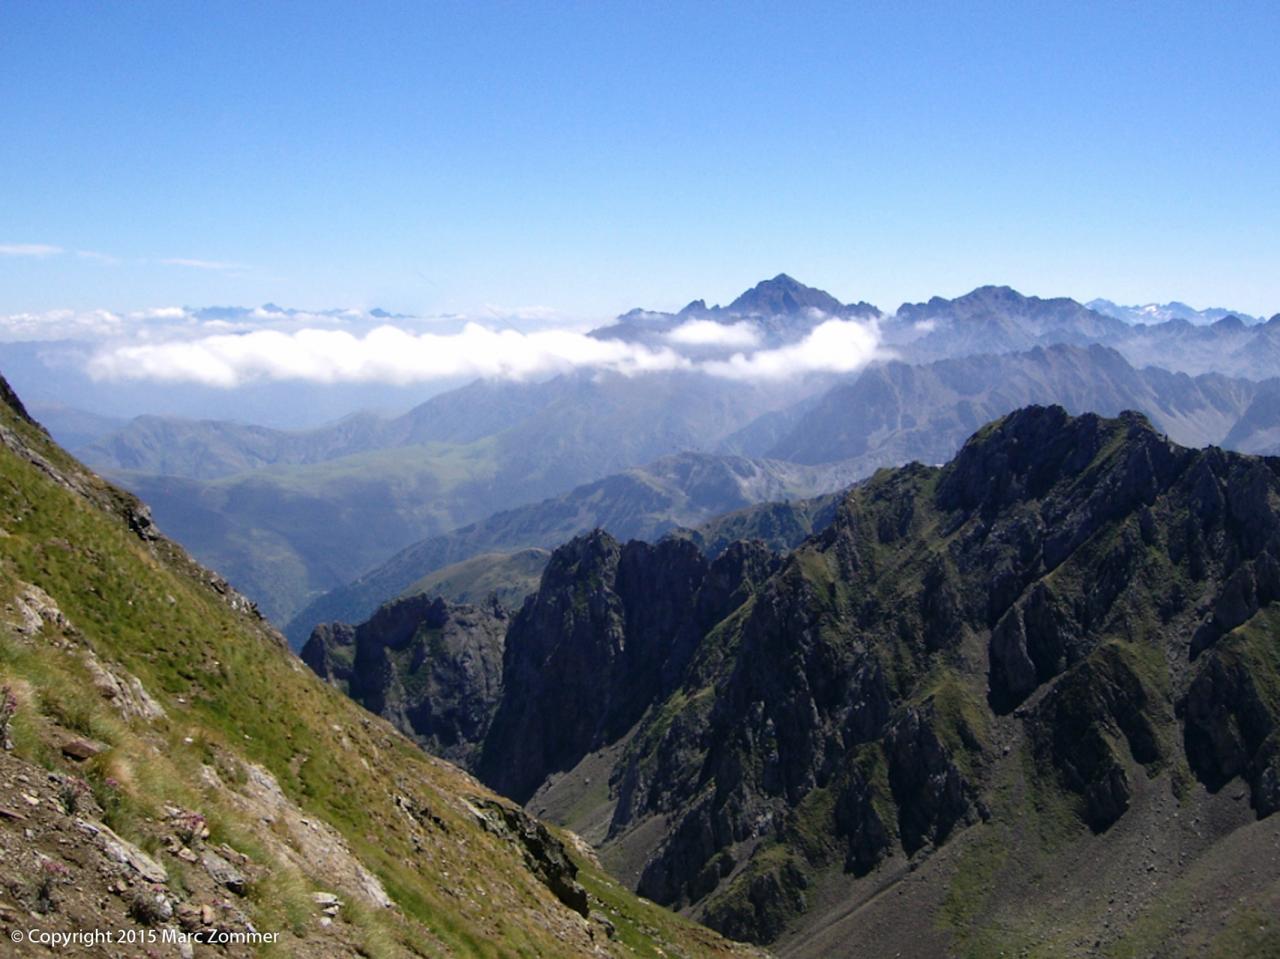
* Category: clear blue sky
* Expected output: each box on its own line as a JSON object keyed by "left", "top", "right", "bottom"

{"left": 2, "top": 0, "right": 1278, "bottom": 319}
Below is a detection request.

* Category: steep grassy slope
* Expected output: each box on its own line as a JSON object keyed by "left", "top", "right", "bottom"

{"left": 0, "top": 375, "right": 761, "bottom": 959}
{"left": 400, "top": 549, "right": 551, "bottom": 610}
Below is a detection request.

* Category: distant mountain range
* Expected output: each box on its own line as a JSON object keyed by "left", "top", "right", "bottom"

{"left": 281, "top": 451, "right": 862, "bottom": 644}
{"left": 34, "top": 275, "right": 1280, "bottom": 636}
{"left": 282, "top": 342, "right": 1274, "bottom": 641}
{"left": 1087, "top": 297, "right": 1264, "bottom": 325}
{"left": 87, "top": 371, "right": 815, "bottom": 624}
{"left": 593, "top": 273, "right": 881, "bottom": 345}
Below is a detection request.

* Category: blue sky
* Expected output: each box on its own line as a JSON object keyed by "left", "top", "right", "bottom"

{"left": 2, "top": 0, "right": 1278, "bottom": 319}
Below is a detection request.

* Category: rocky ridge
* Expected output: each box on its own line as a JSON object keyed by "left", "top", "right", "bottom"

{"left": 309, "top": 405, "right": 1280, "bottom": 956}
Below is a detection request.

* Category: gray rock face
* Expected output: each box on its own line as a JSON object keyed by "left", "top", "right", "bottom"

{"left": 478, "top": 532, "right": 776, "bottom": 803}
{"left": 201, "top": 848, "right": 247, "bottom": 894}
{"left": 302, "top": 594, "right": 507, "bottom": 768}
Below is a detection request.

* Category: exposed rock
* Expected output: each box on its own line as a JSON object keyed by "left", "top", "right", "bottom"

{"left": 466, "top": 796, "right": 589, "bottom": 917}
{"left": 60, "top": 739, "right": 103, "bottom": 761}
{"left": 1028, "top": 643, "right": 1166, "bottom": 831}
{"left": 885, "top": 709, "right": 976, "bottom": 852}
{"left": 201, "top": 848, "right": 247, "bottom": 894}
{"left": 479, "top": 532, "right": 721, "bottom": 802}
{"left": 82, "top": 651, "right": 168, "bottom": 721}
{"left": 78, "top": 818, "right": 168, "bottom": 883}
{"left": 303, "top": 595, "right": 506, "bottom": 768}
{"left": 5, "top": 582, "right": 73, "bottom": 637}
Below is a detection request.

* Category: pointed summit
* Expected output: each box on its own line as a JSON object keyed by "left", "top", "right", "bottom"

{"left": 727, "top": 273, "right": 847, "bottom": 316}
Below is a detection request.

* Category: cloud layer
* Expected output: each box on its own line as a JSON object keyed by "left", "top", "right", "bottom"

{"left": 88, "top": 324, "right": 689, "bottom": 387}
{"left": 0, "top": 243, "right": 63, "bottom": 257}
{"left": 83, "top": 316, "right": 885, "bottom": 387}
{"left": 703, "top": 319, "right": 885, "bottom": 380}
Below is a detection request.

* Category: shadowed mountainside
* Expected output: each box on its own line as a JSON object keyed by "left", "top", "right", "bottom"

{"left": 309, "top": 406, "right": 1280, "bottom": 957}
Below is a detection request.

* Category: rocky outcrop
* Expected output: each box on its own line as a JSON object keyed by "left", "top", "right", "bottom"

{"left": 1027, "top": 643, "right": 1167, "bottom": 831}
{"left": 884, "top": 708, "right": 978, "bottom": 852}
{"left": 466, "top": 797, "right": 589, "bottom": 917}
{"left": 1183, "top": 629, "right": 1280, "bottom": 816}
{"left": 479, "top": 532, "right": 776, "bottom": 802}
{"left": 302, "top": 595, "right": 507, "bottom": 768}
{"left": 0, "top": 373, "right": 40, "bottom": 428}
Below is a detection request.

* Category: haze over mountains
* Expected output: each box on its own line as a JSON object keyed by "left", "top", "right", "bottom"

{"left": 1087, "top": 298, "right": 1265, "bottom": 326}
{"left": 37, "top": 275, "right": 1279, "bottom": 636}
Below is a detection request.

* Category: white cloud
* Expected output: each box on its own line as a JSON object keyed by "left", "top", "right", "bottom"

{"left": 665, "top": 319, "right": 762, "bottom": 348}
{"left": 0, "top": 243, "right": 64, "bottom": 257}
{"left": 160, "top": 257, "right": 247, "bottom": 271}
{"left": 86, "top": 323, "right": 693, "bottom": 387}
{"left": 0, "top": 308, "right": 126, "bottom": 340}
{"left": 702, "top": 319, "right": 886, "bottom": 380}
{"left": 75, "top": 249, "right": 121, "bottom": 264}
{"left": 134, "top": 307, "right": 189, "bottom": 320}
{"left": 0, "top": 304, "right": 423, "bottom": 344}
{"left": 913, "top": 319, "right": 937, "bottom": 333}
{"left": 84, "top": 316, "right": 886, "bottom": 387}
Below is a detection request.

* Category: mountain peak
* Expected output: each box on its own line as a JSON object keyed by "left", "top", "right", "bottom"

{"left": 938, "top": 405, "right": 1169, "bottom": 514}
{"left": 727, "top": 274, "right": 846, "bottom": 316}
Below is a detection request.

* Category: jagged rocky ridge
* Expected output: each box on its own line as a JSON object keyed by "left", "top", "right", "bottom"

{"left": 308, "top": 406, "right": 1280, "bottom": 955}
{"left": 302, "top": 594, "right": 508, "bottom": 769}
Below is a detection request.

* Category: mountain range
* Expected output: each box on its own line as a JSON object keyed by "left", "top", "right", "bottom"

{"left": 1087, "top": 298, "right": 1264, "bottom": 326}
{"left": 283, "top": 341, "right": 1274, "bottom": 642}
{"left": 33, "top": 276, "right": 1280, "bottom": 641}
{"left": 5, "top": 266, "right": 1280, "bottom": 956}
{"left": 304, "top": 405, "right": 1280, "bottom": 956}
{"left": 282, "top": 452, "right": 858, "bottom": 645}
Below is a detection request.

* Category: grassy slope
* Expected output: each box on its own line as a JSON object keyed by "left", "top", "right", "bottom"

{"left": 120, "top": 439, "right": 502, "bottom": 623}
{"left": 401, "top": 549, "right": 551, "bottom": 609}
{"left": 0, "top": 393, "right": 758, "bottom": 959}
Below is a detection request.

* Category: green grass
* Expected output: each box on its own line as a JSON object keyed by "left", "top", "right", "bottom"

{"left": 205, "top": 438, "right": 501, "bottom": 497}
{"left": 0, "top": 400, "right": 752, "bottom": 958}
{"left": 937, "top": 825, "right": 1017, "bottom": 957}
